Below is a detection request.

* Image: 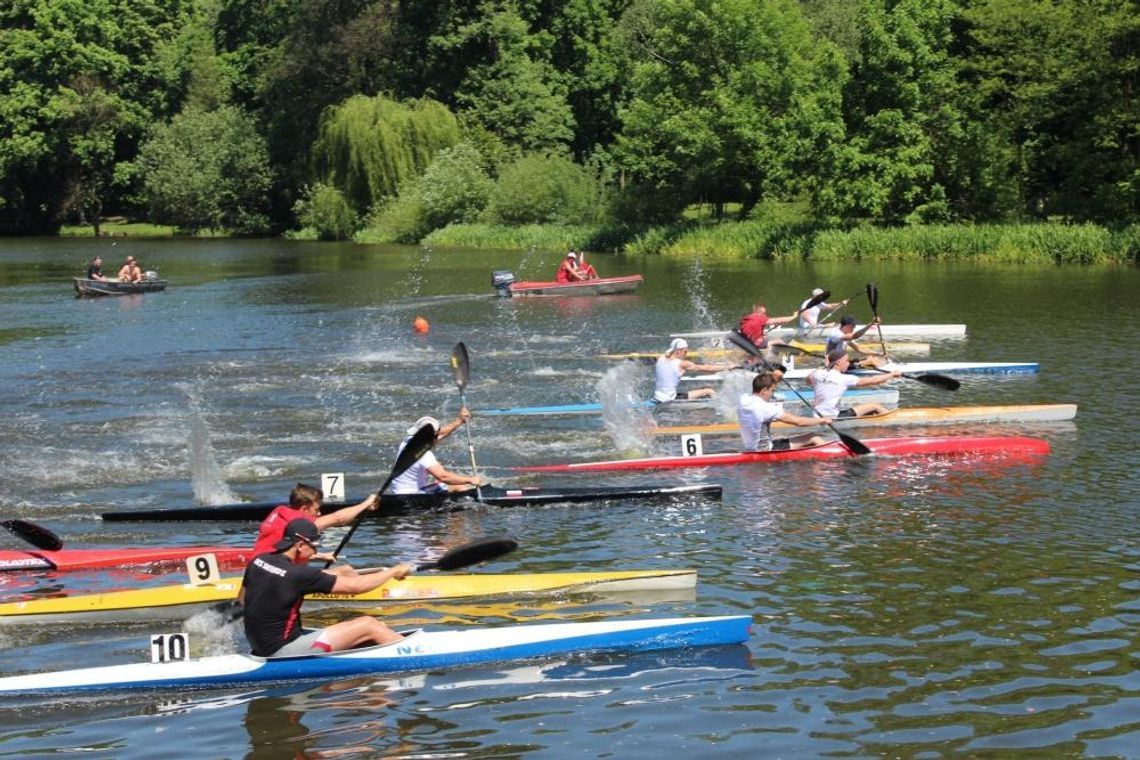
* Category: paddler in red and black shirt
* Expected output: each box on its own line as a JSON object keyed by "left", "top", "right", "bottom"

{"left": 734, "top": 303, "right": 800, "bottom": 369}
{"left": 240, "top": 518, "right": 413, "bottom": 657}
{"left": 251, "top": 483, "right": 379, "bottom": 558}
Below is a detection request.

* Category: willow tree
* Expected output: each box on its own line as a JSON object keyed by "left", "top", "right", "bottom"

{"left": 311, "top": 95, "right": 461, "bottom": 213}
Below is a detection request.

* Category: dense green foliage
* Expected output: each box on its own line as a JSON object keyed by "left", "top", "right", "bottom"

{"left": 1, "top": 0, "right": 1137, "bottom": 249}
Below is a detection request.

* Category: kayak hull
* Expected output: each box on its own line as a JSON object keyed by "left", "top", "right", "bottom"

{"left": 687, "top": 361, "right": 1039, "bottom": 382}
{"left": 101, "top": 483, "right": 723, "bottom": 522}
{"left": 0, "top": 615, "right": 751, "bottom": 693}
{"left": 516, "top": 435, "right": 1050, "bottom": 473}
{"left": 0, "top": 569, "right": 699, "bottom": 625}
{"left": 653, "top": 404, "right": 1078, "bottom": 437}
{"left": 482, "top": 388, "right": 899, "bottom": 417}
{"left": 673, "top": 324, "right": 967, "bottom": 341}
{"left": 502, "top": 275, "right": 643, "bottom": 297}
{"left": 0, "top": 546, "right": 254, "bottom": 572}
{"left": 601, "top": 340, "right": 932, "bottom": 360}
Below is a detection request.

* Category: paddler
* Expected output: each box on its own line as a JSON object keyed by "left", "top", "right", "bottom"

{"left": 251, "top": 483, "right": 379, "bottom": 558}
{"left": 798, "top": 288, "right": 849, "bottom": 330}
{"left": 826, "top": 315, "right": 887, "bottom": 368}
{"left": 738, "top": 372, "right": 831, "bottom": 451}
{"left": 240, "top": 518, "right": 412, "bottom": 656}
{"left": 807, "top": 349, "right": 901, "bottom": 419}
{"left": 387, "top": 412, "right": 482, "bottom": 494}
{"left": 653, "top": 338, "right": 733, "bottom": 403}
{"left": 735, "top": 302, "right": 799, "bottom": 360}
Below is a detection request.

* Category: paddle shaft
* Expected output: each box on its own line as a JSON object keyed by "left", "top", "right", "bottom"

{"left": 866, "top": 284, "right": 890, "bottom": 361}
{"left": 726, "top": 332, "right": 870, "bottom": 456}
{"left": 819, "top": 288, "right": 863, "bottom": 324}
{"left": 451, "top": 342, "right": 482, "bottom": 499}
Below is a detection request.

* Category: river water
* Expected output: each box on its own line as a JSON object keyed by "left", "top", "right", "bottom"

{"left": 0, "top": 237, "right": 1138, "bottom": 757}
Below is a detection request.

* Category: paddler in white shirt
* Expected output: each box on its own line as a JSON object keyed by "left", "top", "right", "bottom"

{"left": 798, "top": 287, "right": 849, "bottom": 330}
{"left": 653, "top": 338, "right": 733, "bottom": 402}
{"left": 738, "top": 372, "right": 831, "bottom": 451}
{"left": 387, "top": 412, "right": 483, "bottom": 494}
{"left": 807, "top": 349, "right": 901, "bottom": 419}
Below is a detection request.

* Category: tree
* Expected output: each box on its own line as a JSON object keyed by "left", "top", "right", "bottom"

{"left": 136, "top": 105, "right": 273, "bottom": 233}
{"left": 612, "top": 0, "right": 848, "bottom": 217}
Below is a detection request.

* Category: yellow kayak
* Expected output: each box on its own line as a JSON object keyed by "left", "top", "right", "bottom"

{"left": 600, "top": 340, "right": 930, "bottom": 361}
{"left": 0, "top": 569, "right": 698, "bottom": 625}
{"left": 652, "top": 404, "right": 1077, "bottom": 436}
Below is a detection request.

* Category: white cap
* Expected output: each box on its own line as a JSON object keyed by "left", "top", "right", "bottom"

{"left": 811, "top": 288, "right": 824, "bottom": 297}
{"left": 567, "top": 252, "right": 577, "bottom": 259}
{"left": 668, "top": 338, "right": 688, "bottom": 353}
{"left": 406, "top": 416, "right": 439, "bottom": 436}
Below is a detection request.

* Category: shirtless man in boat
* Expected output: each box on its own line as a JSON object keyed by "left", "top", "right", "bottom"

{"left": 85, "top": 256, "right": 107, "bottom": 281}
{"left": 555, "top": 251, "right": 586, "bottom": 283}
{"left": 387, "top": 412, "right": 482, "bottom": 494}
{"left": 241, "top": 518, "right": 412, "bottom": 656}
{"left": 738, "top": 372, "right": 831, "bottom": 451}
{"left": 251, "top": 482, "right": 381, "bottom": 557}
{"left": 654, "top": 338, "right": 733, "bottom": 402}
{"left": 807, "top": 349, "right": 901, "bottom": 419}
{"left": 117, "top": 255, "right": 143, "bottom": 283}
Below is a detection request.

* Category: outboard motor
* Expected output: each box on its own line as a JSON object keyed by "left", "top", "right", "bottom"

{"left": 491, "top": 270, "right": 516, "bottom": 297}
{"left": 144, "top": 270, "right": 159, "bottom": 281}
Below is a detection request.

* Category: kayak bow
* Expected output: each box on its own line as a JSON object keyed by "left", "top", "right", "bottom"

{"left": 0, "top": 546, "right": 254, "bottom": 573}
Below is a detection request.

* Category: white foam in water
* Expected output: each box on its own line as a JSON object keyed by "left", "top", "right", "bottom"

{"left": 182, "top": 384, "right": 241, "bottom": 506}
{"left": 685, "top": 257, "right": 718, "bottom": 330}
{"left": 596, "top": 362, "right": 655, "bottom": 454}
{"left": 712, "top": 370, "right": 756, "bottom": 422}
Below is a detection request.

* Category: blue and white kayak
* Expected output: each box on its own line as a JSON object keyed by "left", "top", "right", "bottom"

{"left": 482, "top": 388, "right": 898, "bottom": 417}
{"left": 0, "top": 615, "right": 752, "bottom": 694}
{"left": 685, "top": 361, "right": 1039, "bottom": 382}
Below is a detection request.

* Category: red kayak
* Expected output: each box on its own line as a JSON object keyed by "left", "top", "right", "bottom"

{"left": 515, "top": 435, "right": 1050, "bottom": 473}
{"left": 0, "top": 546, "right": 255, "bottom": 572}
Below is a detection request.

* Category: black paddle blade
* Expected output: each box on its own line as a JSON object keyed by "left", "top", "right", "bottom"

{"left": 418, "top": 535, "right": 518, "bottom": 571}
{"left": 838, "top": 432, "right": 873, "bottom": 456}
{"left": 2, "top": 519, "right": 63, "bottom": 551}
{"left": 804, "top": 289, "right": 831, "bottom": 311}
{"left": 378, "top": 422, "right": 437, "bottom": 495}
{"left": 726, "top": 329, "right": 762, "bottom": 358}
{"left": 912, "top": 373, "right": 961, "bottom": 391}
{"left": 866, "top": 283, "right": 879, "bottom": 313}
{"left": 450, "top": 342, "right": 471, "bottom": 391}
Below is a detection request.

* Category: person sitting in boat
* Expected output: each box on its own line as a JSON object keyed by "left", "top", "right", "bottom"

{"left": 387, "top": 412, "right": 482, "bottom": 495}
{"left": 251, "top": 483, "right": 380, "bottom": 557}
{"left": 738, "top": 372, "right": 831, "bottom": 452}
{"left": 798, "top": 288, "right": 849, "bottom": 330}
{"left": 807, "top": 349, "right": 901, "bottom": 419}
{"left": 735, "top": 302, "right": 799, "bottom": 356}
{"left": 555, "top": 251, "right": 586, "bottom": 283}
{"left": 85, "top": 256, "right": 108, "bottom": 281}
{"left": 653, "top": 338, "right": 733, "bottom": 403}
{"left": 240, "top": 518, "right": 412, "bottom": 657}
{"left": 826, "top": 314, "right": 887, "bottom": 368}
{"left": 117, "top": 255, "right": 143, "bottom": 283}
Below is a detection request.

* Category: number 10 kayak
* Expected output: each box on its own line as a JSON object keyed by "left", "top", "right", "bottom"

{"left": 515, "top": 435, "right": 1050, "bottom": 472}
{"left": 0, "top": 615, "right": 751, "bottom": 693}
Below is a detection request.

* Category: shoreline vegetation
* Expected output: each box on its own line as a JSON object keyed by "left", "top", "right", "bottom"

{"left": 62, "top": 219, "right": 1139, "bottom": 265}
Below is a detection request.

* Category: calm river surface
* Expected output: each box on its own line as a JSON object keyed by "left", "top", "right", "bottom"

{"left": 0, "top": 237, "right": 1137, "bottom": 758}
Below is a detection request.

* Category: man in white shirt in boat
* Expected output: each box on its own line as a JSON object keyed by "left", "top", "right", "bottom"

{"left": 388, "top": 413, "right": 482, "bottom": 494}
{"left": 654, "top": 338, "right": 733, "bottom": 402}
{"left": 826, "top": 315, "right": 888, "bottom": 368}
{"left": 798, "top": 287, "right": 849, "bottom": 330}
{"left": 738, "top": 372, "right": 831, "bottom": 451}
{"left": 808, "top": 349, "right": 901, "bottom": 419}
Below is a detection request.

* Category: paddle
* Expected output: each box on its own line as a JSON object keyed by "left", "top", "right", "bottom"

{"left": 774, "top": 344, "right": 961, "bottom": 391}
{"left": 2, "top": 519, "right": 64, "bottom": 552}
{"left": 819, "top": 287, "right": 863, "bottom": 324}
{"left": 754, "top": 289, "right": 831, "bottom": 341}
{"left": 726, "top": 330, "right": 872, "bottom": 456}
{"left": 324, "top": 421, "right": 438, "bottom": 568}
{"left": 449, "top": 342, "right": 483, "bottom": 499}
{"left": 866, "top": 283, "right": 890, "bottom": 361}
{"left": 412, "top": 535, "right": 517, "bottom": 571}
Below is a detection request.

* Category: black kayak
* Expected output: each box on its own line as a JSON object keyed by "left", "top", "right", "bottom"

{"left": 100, "top": 483, "right": 723, "bottom": 522}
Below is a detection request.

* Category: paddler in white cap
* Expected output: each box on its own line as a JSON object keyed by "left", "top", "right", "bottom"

{"left": 387, "top": 411, "right": 482, "bottom": 494}
{"left": 798, "top": 287, "right": 849, "bottom": 330}
{"left": 556, "top": 250, "right": 586, "bottom": 283}
{"left": 653, "top": 338, "right": 734, "bottom": 403}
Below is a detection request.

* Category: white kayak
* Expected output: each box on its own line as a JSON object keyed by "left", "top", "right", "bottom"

{"left": 672, "top": 324, "right": 967, "bottom": 342}
{"left": 0, "top": 615, "right": 752, "bottom": 694}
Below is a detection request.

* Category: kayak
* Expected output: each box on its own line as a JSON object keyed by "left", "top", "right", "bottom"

{"left": 601, "top": 340, "right": 931, "bottom": 360}
{"left": 672, "top": 324, "right": 967, "bottom": 341}
{"left": 0, "top": 569, "right": 699, "bottom": 625}
{"left": 481, "top": 388, "right": 899, "bottom": 417}
{"left": 685, "top": 360, "right": 1040, "bottom": 382}
{"left": 0, "top": 546, "right": 254, "bottom": 573}
{"left": 100, "top": 483, "right": 723, "bottom": 522}
{"left": 493, "top": 272, "right": 643, "bottom": 297}
{"left": 515, "top": 435, "right": 1050, "bottom": 473}
{"left": 0, "top": 614, "right": 751, "bottom": 694}
{"left": 652, "top": 404, "right": 1078, "bottom": 437}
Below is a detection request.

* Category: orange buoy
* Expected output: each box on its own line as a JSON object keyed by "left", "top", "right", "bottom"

{"left": 413, "top": 316, "right": 430, "bottom": 334}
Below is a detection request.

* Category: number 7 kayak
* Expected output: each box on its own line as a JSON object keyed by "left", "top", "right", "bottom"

{"left": 514, "top": 435, "right": 1050, "bottom": 472}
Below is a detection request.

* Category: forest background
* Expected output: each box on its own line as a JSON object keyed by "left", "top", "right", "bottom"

{"left": 2, "top": 0, "right": 1137, "bottom": 263}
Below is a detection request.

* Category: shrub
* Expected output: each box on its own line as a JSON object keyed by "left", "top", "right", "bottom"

{"left": 483, "top": 154, "right": 608, "bottom": 225}
{"left": 293, "top": 184, "right": 358, "bottom": 241}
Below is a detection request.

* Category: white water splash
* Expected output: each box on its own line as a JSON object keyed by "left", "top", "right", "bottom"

{"left": 685, "top": 257, "right": 718, "bottom": 329}
{"left": 711, "top": 370, "right": 756, "bottom": 422}
{"left": 181, "top": 384, "right": 240, "bottom": 506}
{"left": 596, "top": 362, "right": 655, "bottom": 453}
